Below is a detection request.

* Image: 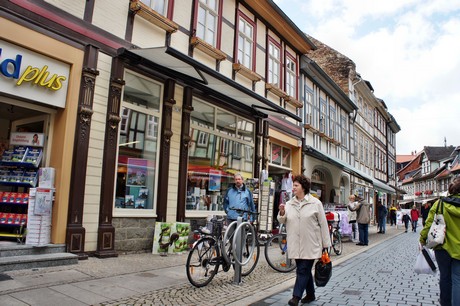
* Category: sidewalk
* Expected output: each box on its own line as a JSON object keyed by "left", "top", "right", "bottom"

{"left": 0, "top": 224, "right": 406, "bottom": 305}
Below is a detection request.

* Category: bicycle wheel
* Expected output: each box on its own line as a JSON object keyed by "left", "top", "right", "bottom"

{"left": 241, "top": 231, "right": 260, "bottom": 276}
{"left": 232, "top": 222, "right": 256, "bottom": 266}
{"left": 264, "top": 233, "right": 296, "bottom": 273}
{"left": 331, "top": 230, "right": 343, "bottom": 255}
{"left": 222, "top": 221, "right": 238, "bottom": 265}
{"left": 186, "top": 237, "right": 219, "bottom": 287}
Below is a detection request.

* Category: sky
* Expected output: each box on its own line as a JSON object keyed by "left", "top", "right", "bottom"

{"left": 275, "top": 0, "right": 460, "bottom": 155}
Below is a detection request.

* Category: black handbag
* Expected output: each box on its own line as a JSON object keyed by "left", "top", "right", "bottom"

{"left": 314, "top": 251, "right": 332, "bottom": 287}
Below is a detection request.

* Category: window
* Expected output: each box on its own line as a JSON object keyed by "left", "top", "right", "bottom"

{"left": 340, "top": 114, "right": 348, "bottom": 148}
{"left": 187, "top": 99, "right": 255, "bottom": 212}
{"left": 329, "top": 106, "right": 336, "bottom": 138}
{"left": 141, "top": 0, "right": 168, "bottom": 16}
{"left": 270, "top": 143, "right": 291, "bottom": 168}
{"left": 268, "top": 41, "right": 281, "bottom": 86}
{"left": 197, "top": 0, "right": 219, "bottom": 46}
{"left": 237, "top": 15, "right": 254, "bottom": 69}
{"left": 115, "top": 71, "right": 162, "bottom": 212}
{"left": 319, "top": 100, "right": 327, "bottom": 133}
{"left": 285, "top": 54, "right": 297, "bottom": 97}
{"left": 304, "top": 87, "right": 313, "bottom": 124}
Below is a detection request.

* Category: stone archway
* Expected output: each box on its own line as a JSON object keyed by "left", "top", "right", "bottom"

{"left": 310, "top": 167, "right": 333, "bottom": 204}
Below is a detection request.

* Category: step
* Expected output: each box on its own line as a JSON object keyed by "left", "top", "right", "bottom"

{"left": 0, "top": 244, "right": 66, "bottom": 257}
{"left": 0, "top": 253, "right": 78, "bottom": 272}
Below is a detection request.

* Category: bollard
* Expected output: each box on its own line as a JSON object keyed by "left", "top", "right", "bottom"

{"left": 233, "top": 216, "right": 243, "bottom": 284}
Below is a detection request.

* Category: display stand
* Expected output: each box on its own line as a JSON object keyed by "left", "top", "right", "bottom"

{"left": 258, "top": 180, "right": 274, "bottom": 233}
{"left": 26, "top": 187, "right": 54, "bottom": 246}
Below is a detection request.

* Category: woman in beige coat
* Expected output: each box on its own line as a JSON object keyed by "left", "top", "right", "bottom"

{"left": 278, "top": 175, "right": 331, "bottom": 306}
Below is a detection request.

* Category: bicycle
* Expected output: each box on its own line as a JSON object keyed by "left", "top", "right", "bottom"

{"left": 325, "top": 211, "right": 343, "bottom": 255}
{"left": 185, "top": 211, "right": 258, "bottom": 287}
{"left": 224, "top": 208, "right": 260, "bottom": 276}
{"left": 264, "top": 223, "right": 296, "bottom": 272}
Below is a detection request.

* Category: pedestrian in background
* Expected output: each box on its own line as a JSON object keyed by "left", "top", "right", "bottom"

{"left": 278, "top": 174, "right": 331, "bottom": 306}
{"left": 377, "top": 201, "right": 388, "bottom": 233}
{"left": 347, "top": 194, "right": 359, "bottom": 242}
{"left": 420, "top": 177, "right": 460, "bottom": 306}
{"left": 401, "top": 212, "right": 411, "bottom": 233}
{"left": 348, "top": 195, "right": 371, "bottom": 246}
{"left": 389, "top": 204, "right": 397, "bottom": 226}
{"left": 410, "top": 205, "right": 420, "bottom": 232}
{"left": 420, "top": 201, "right": 431, "bottom": 227}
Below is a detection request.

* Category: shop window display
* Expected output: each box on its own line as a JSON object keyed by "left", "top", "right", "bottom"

{"left": 114, "top": 71, "right": 162, "bottom": 211}
{"left": 186, "top": 99, "right": 255, "bottom": 212}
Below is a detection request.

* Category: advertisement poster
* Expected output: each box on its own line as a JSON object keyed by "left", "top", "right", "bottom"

{"left": 152, "top": 222, "right": 190, "bottom": 255}
{"left": 34, "top": 188, "right": 53, "bottom": 216}
{"left": 208, "top": 169, "right": 221, "bottom": 191}
{"left": 127, "top": 158, "right": 148, "bottom": 186}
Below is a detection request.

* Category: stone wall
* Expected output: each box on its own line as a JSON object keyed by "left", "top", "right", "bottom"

{"left": 113, "top": 218, "right": 156, "bottom": 253}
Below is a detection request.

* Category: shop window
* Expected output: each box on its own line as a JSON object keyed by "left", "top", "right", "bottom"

{"left": 114, "top": 71, "right": 162, "bottom": 213}
{"left": 187, "top": 99, "right": 255, "bottom": 212}
{"left": 270, "top": 143, "right": 291, "bottom": 168}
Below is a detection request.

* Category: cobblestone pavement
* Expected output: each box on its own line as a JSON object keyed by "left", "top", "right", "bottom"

{"left": 251, "top": 229, "right": 440, "bottom": 306}
{"left": 94, "top": 225, "right": 408, "bottom": 306}
{"left": 1, "top": 224, "right": 420, "bottom": 306}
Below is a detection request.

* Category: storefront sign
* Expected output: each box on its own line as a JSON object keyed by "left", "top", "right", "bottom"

{"left": 10, "top": 132, "right": 44, "bottom": 147}
{"left": 0, "top": 40, "right": 70, "bottom": 108}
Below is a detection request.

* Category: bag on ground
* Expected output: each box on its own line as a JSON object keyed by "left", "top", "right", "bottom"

{"left": 414, "top": 247, "right": 437, "bottom": 275}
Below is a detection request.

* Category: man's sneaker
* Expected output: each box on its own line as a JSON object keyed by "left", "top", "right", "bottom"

{"left": 301, "top": 294, "right": 316, "bottom": 303}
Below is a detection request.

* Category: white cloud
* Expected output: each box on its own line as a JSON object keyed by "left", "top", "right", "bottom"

{"left": 275, "top": 0, "right": 460, "bottom": 153}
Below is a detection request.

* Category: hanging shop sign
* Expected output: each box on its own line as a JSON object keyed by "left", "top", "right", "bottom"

{"left": 0, "top": 39, "right": 70, "bottom": 108}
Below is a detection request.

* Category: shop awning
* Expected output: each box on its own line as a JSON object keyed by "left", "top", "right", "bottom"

{"left": 304, "top": 146, "right": 372, "bottom": 183}
{"left": 118, "top": 46, "right": 301, "bottom": 122}
{"left": 304, "top": 146, "right": 396, "bottom": 194}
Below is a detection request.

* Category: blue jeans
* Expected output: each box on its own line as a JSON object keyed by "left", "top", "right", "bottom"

{"left": 293, "top": 259, "right": 315, "bottom": 299}
{"left": 378, "top": 217, "right": 386, "bottom": 232}
{"left": 435, "top": 249, "right": 460, "bottom": 306}
{"left": 358, "top": 223, "right": 369, "bottom": 245}
{"left": 411, "top": 220, "right": 418, "bottom": 232}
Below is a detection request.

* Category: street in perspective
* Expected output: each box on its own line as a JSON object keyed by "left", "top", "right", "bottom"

{"left": 0, "top": 225, "right": 440, "bottom": 305}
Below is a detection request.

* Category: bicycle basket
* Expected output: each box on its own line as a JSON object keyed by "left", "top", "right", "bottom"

{"left": 211, "top": 219, "right": 224, "bottom": 237}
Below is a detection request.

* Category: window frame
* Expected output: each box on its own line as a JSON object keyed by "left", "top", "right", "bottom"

{"left": 236, "top": 12, "right": 256, "bottom": 71}
{"left": 267, "top": 37, "right": 282, "bottom": 87}
{"left": 285, "top": 52, "right": 298, "bottom": 98}
{"left": 194, "top": 0, "right": 223, "bottom": 48}
{"left": 141, "top": 0, "right": 174, "bottom": 19}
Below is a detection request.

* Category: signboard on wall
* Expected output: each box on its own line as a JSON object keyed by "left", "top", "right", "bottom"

{"left": 0, "top": 39, "right": 70, "bottom": 108}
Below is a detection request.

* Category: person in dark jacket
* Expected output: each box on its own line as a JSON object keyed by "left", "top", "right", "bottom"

{"left": 377, "top": 202, "right": 388, "bottom": 233}
{"left": 420, "top": 201, "right": 431, "bottom": 226}
{"left": 401, "top": 212, "right": 411, "bottom": 233}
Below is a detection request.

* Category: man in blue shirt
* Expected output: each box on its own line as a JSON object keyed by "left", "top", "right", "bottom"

{"left": 223, "top": 173, "right": 256, "bottom": 223}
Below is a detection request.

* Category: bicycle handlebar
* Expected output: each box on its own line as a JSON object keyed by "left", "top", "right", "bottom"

{"left": 228, "top": 208, "right": 259, "bottom": 216}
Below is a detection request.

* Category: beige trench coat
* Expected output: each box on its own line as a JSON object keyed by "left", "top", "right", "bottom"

{"left": 277, "top": 194, "right": 331, "bottom": 259}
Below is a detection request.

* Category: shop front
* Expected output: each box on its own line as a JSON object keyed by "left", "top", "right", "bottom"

{"left": 0, "top": 18, "right": 83, "bottom": 245}
{"left": 185, "top": 98, "right": 257, "bottom": 219}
